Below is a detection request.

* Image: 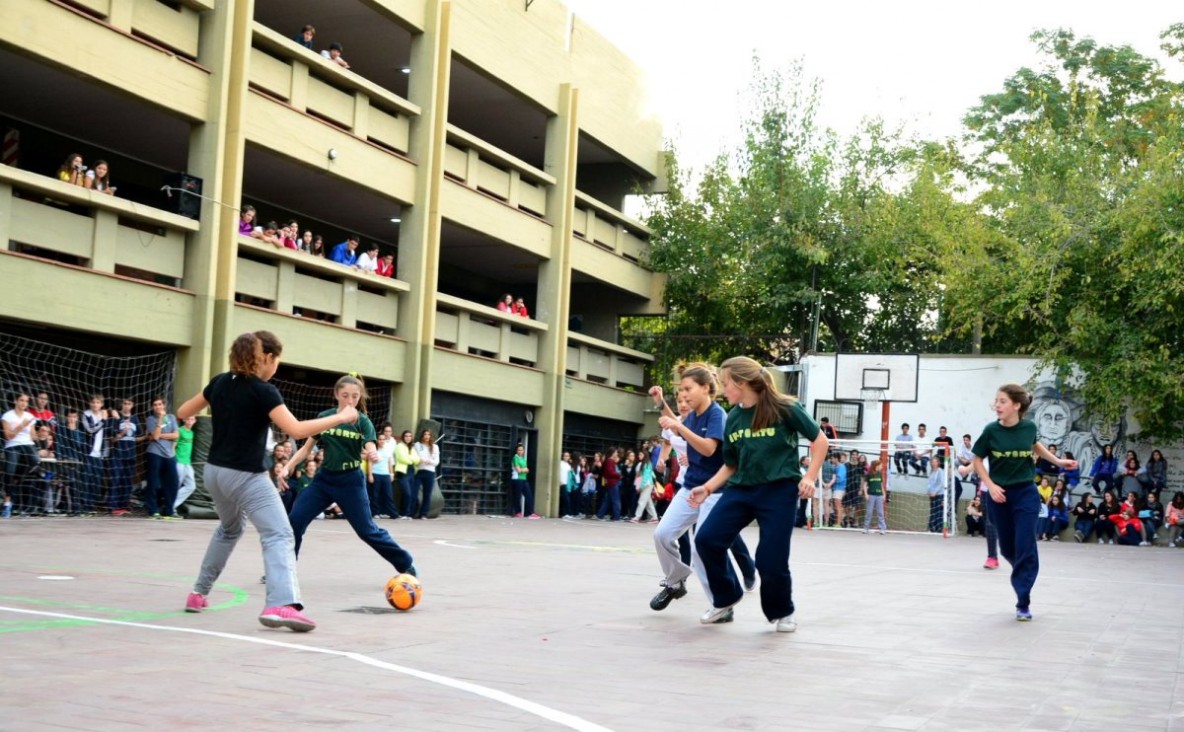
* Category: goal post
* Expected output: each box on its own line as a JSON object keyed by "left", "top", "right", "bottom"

{"left": 802, "top": 437, "right": 964, "bottom": 537}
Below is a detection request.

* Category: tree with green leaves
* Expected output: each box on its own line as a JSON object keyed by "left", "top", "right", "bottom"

{"left": 941, "top": 26, "right": 1184, "bottom": 439}
{"left": 634, "top": 61, "right": 956, "bottom": 384}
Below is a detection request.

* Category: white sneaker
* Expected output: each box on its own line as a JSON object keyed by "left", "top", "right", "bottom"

{"left": 1097, "top": 538, "right": 1103, "bottom": 544}
{"left": 774, "top": 615, "right": 797, "bottom": 633}
{"left": 1170, "top": 541, "right": 1177, "bottom": 548}
{"left": 700, "top": 602, "right": 739, "bottom": 624}
{"left": 1139, "top": 541, "right": 1151, "bottom": 547}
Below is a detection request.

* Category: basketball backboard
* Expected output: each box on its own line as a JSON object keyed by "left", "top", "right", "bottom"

{"left": 834, "top": 353, "right": 919, "bottom": 403}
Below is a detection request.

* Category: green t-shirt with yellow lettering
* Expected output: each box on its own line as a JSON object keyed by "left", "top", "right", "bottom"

{"left": 315, "top": 409, "right": 376, "bottom": 473}
{"left": 971, "top": 418, "right": 1037, "bottom": 487}
{"left": 721, "top": 400, "right": 820, "bottom": 486}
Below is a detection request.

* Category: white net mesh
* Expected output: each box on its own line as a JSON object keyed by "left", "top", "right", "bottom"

{"left": 804, "top": 437, "right": 965, "bottom": 536}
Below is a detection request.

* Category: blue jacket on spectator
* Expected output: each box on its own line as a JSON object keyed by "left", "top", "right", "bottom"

{"left": 1090, "top": 455, "right": 1117, "bottom": 479}
{"left": 330, "top": 241, "right": 357, "bottom": 266}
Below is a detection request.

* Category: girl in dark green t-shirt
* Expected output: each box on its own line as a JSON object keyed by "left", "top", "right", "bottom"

{"left": 971, "top": 383, "right": 1076, "bottom": 622}
{"left": 689, "top": 357, "right": 829, "bottom": 633}
{"left": 283, "top": 375, "right": 416, "bottom": 577}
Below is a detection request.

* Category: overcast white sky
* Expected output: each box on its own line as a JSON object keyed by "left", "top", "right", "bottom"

{"left": 563, "top": 1, "right": 1181, "bottom": 170}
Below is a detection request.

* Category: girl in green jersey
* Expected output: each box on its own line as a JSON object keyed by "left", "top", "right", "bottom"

{"left": 283, "top": 375, "right": 416, "bottom": 577}
{"left": 972, "top": 384, "right": 1076, "bottom": 621}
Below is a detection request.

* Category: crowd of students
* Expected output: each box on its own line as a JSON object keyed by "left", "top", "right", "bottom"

{"left": 238, "top": 206, "right": 396, "bottom": 277}
{"left": 1, "top": 391, "right": 196, "bottom": 518}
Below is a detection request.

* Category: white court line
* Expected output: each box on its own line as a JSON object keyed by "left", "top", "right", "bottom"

{"left": 0, "top": 606, "right": 612, "bottom": 732}
{"left": 432, "top": 540, "right": 476, "bottom": 549}
{"left": 800, "top": 561, "right": 1184, "bottom": 588}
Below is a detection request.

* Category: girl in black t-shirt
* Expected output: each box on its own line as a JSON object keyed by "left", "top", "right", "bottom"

{"left": 177, "top": 331, "right": 357, "bottom": 633}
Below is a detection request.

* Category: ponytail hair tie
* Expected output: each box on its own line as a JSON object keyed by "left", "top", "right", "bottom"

{"left": 347, "top": 371, "right": 359, "bottom": 378}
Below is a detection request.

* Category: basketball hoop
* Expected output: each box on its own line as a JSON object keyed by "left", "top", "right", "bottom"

{"left": 860, "top": 388, "right": 888, "bottom": 403}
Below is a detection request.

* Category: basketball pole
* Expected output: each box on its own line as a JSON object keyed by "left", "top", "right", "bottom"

{"left": 880, "top": 400, "right": 890, "bottom": 525}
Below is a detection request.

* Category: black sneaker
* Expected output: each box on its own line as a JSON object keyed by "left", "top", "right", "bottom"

{"left": 649, "top": 581, "right": 687, "bottom": 611}
{"left": 743, "top": 575, "right": 757, "bottom": 592}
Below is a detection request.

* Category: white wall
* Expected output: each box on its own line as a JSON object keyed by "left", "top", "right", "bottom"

{"left": 798, "top": 354, "right": 1184, "bottom": 496}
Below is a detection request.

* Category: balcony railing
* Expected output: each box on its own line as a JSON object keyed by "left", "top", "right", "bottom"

{"left": 248, "top": 22, "right": 421, "bottom": 155}
{"left": 566, "top": 333, "right": 652, "bottom": 389}
{"left": 434, "top": 294, "right": 548, "bottom": 367}
{"left": 0, "top": 165, "right": 196, "bottom": 284}
{"left": 68, "top": 0, "right": 212, "bottom": 60}
{"left": 572, "top": 191, "right": 650, "bottom": 264}
{"left": 443, "top": 125, "right": 553, "bottom": 218}
{"left": 236, "top": 236, "right": 409, "bottom": 333}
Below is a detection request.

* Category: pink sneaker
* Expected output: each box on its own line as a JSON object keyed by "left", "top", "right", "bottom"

{"left": 185, "top": 592, "right": 208, "bottom": 613}
{"left": 983, "top": 557, "right": 999, "bottom": 570}
{"left": 259, "top": 605, "right": 316, "bottom": 632}
{"left": 527, "top": 513, "right": 541, "bottom": 520}
{"left": 514, "top": 512, "right": 523, "bottom": 518}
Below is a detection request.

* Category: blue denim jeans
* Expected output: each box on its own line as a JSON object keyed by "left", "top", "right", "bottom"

{"left": 987, "top": 482, "right": 1040, "bottom": 610}
{"left": 414, "top": 470, "right": 436, "bottom": 518}
{"left": 288, "top": 467, "right": 414, "bottom": 573}
{"left": 511, "top": 478, "right": 534, "bottom": 515}
{"left": 695, "top": 479, "right": 799, "bottom": 621}
{"left": 396, "top": 470, "right": 415, "bottom": 515}
{"left": 144, "top": 453, "right": 179, "bottom": 516}
{"left": 370, "top": 473, "right": 399, "bottom": 517}
{"left": 110, "top": 441, "right": 136, "bottom": 510}
{"left": 596, "top": 483, "right": 620, "bottom": 520}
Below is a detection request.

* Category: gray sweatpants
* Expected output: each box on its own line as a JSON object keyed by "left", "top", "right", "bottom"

{"left": 193, "top": 464, "right": 302, "bottom": 609}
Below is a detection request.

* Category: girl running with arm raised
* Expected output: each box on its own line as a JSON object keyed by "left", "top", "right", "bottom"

{"left": 177, "top": 331, "right": 359, "bottom": 632}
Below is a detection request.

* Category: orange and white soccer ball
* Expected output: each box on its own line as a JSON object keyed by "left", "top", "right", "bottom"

{"left": 385, "top": 573, "right": 422, "bottom": 611}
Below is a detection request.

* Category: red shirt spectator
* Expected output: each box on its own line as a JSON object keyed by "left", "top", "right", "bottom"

{"left": 513, "top": 297, "right": 529, "bottom": 318}
{"left": 376, "top": 254, "right": 394, "bottom": 278}
{"left": 29, "top": 392, "right": 56, "bottom": 430}
{"left": 497, "top": 294, "right": 513, "bottom": 312}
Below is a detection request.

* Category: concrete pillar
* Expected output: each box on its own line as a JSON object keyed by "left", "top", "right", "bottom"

{"left": 393, "top": 0, "right": 452, "bottom": 431}
{"left": 534, "top": 83, "right": 579, "bottom": 516}
{"left": 178, "top": 0, "right": 254, "bottom": 395}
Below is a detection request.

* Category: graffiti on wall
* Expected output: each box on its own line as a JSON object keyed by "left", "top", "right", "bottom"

{"left": 1029, "top": 381, "right": 1127, "bottom": 481}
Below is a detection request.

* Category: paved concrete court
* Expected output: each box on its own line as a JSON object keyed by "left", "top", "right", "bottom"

{"left": 2, "top": 514, "right": 1183, "bottom": 731}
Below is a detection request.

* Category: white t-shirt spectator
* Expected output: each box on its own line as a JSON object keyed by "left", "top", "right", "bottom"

{"left": 558, "top": 459, "right": 572, "bottom": 486}
{"left": 2, "top": 410, "right": 36, "bottom": 448}
{"left": 662, "top": 425, "right": 689, "bottom": 487}
{"left": 356, "top": 251, "right": 379, "bottom": 274}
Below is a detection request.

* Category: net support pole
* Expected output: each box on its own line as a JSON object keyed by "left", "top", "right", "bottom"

{"left": 880, "top": 401, "right": 890, "bottom": 527}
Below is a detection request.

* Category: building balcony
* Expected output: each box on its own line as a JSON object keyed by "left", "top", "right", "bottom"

{"left": 0, "top": 166, "right": 198, "bottom": 343}
{"left": 440, "top": 125, "right": 553, "bottom": 257}
{"left": 249, "top": 22, "right": 419, "bottom": 157}
{"left": 570, "top": 191, "right": 654, "bottom": 297}
{"left": 235, "top": 235, "right": 409, "bottom": 332}
{"left": 431, "top": 294, "right": 548, "bottom": 406}
{"left": 566, "top": 333, "right": 651, "bottom": 389}
{"left": 2, "top": 0, "right": 211, "bottom": 121}
{"left": 564, "top": 334, "right": 654, "bottom": 424}
{"left": 1, "top": 164, "right": 196, "bottom": 283}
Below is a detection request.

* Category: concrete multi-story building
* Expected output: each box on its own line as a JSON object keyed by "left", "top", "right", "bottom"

{"left": 0, "top": 0, "right": 666, "bottom": 514}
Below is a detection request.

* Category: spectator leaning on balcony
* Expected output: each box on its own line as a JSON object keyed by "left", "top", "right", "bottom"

{"left": 294, "top": 24, "right": 315, "bottom": 49}
{"left": 513, "top": 297, "right": 530, "bottom": 318}
{"left": 321, "top": 42, "right": 350, "bottom": 69}
{"left": 330, "top": 235, "right": 360, "bottom": 267}
{"left": 238, "top": 205, "right": 257, "bottom": 235}
{"left": 253, "top": 221, "right": 285, "bottom": 249}
{"left": 57, "top": 153, "right": 87, "bottom": 187}
{"left": 84, "top": 160, "right": 116, "bottom": 195}
{"left": 376, "top": 252, "right": 395, "bottom": 278}
{"left": 356, "top": 244, "right": 380, "bottom": 274}
{"left": 310, "top": 234, "right": 326, "bottom": 258}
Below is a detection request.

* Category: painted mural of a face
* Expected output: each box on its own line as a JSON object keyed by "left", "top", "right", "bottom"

{"left": 1031, "top": 399, "right": 1071, "bottom": 446}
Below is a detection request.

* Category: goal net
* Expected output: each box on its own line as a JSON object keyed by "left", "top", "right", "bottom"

{"left": 803, "top": 437, "right": 967, "bottom": 536}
